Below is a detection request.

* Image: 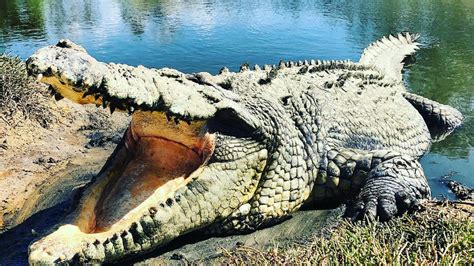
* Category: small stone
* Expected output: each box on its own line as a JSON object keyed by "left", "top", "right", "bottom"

{"left": 170, "top": 252, "right": 186, "bottom": 260}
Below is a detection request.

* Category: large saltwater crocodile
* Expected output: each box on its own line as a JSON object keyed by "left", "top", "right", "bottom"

{"left": 25, "top": 33, "right": 463, "bottom": 263}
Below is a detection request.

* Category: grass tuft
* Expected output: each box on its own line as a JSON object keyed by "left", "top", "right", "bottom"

{"left": 222, "top": 201, "right": 473, "bottom": 264}
{"left": 0, "top": 54, "right": 53, "bottom": 127}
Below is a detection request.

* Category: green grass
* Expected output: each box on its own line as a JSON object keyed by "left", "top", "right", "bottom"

{"left": 222, "top": 201, "right": 473, "bottom": 264}
{"left": 0, "top": 54, "right": 52, "bottom": 127}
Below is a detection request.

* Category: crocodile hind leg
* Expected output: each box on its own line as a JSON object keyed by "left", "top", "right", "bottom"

{"left": 308, "top": 149, "right": 430, "bottom": 221}
{"left": 404, "top": 92, "right": 464, "bottom": 141}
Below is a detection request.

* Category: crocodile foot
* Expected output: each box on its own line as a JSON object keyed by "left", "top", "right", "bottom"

{"left": 345, "top": 156, "right": 430, "bottom": 221}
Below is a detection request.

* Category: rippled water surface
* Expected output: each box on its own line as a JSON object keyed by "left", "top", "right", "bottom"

{"left": 1, "top": 0, "right": 472, "bottom": 198}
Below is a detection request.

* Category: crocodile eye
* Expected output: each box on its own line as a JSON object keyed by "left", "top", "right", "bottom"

{"left": 207, "top": 109, "right": 254, "bottom": 138}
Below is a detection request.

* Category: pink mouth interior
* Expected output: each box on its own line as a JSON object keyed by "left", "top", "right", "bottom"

{"left": 86, "top": 113, "right": 214, "bottom": 233}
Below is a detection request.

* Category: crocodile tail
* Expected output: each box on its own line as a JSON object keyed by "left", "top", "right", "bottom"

{"left": 359, "top": 32, "right": 420, "bottom": 82}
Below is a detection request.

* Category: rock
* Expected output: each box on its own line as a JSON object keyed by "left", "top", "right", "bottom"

{"left": 170, "top": 252, "right": 186, "bottom": 260}
{"left": 443, "top": 179, "right": 474, "bottom": 200}
{"left": 86, "top": 131, "right": 122, "bottom": 148}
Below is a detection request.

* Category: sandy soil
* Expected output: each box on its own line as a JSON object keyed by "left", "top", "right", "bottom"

{"left": 0, "top": 90, "right": 129, "bottom": 233}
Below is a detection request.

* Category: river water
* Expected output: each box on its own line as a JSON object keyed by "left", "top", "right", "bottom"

{"left": 1, "top": 0, "right": 472, "bottom": 198}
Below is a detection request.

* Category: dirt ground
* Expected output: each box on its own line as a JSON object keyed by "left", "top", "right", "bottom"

{"left": 0, "top": 84, "right": 129, "bottom": 233}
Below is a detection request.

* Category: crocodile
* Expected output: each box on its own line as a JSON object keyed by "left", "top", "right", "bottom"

{"left": 25, "top": 33, "right": 463, "bottom": 263}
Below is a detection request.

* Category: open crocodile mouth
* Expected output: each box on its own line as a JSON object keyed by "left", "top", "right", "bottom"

{"left": 26, "top": 40, "right": 270, "bottom": 263}
{"left": 75, "top": 111, "right": 215, "bottom": 234}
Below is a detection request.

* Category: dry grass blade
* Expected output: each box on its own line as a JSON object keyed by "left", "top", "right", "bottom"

{"left": 0, "top": 54, "right": 53, "bottom": 128}
{"left": 221, "top": 201, "right": 474, "bottom": 264}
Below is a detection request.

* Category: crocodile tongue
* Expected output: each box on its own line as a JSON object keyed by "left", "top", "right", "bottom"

{"left": 94, "top": 136, "right": 202, "bottom": 232}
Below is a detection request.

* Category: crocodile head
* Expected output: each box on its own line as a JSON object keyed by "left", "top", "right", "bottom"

{"left": 26, "top": 40, "right": 268, "bottom": 263}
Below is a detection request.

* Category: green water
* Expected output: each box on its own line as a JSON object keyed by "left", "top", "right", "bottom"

{"left": 0, "top": 0, "right": 472, "bottom": 198}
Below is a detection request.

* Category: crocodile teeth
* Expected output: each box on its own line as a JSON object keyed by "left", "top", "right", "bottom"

{"left": 48, "top": 85, "right": 56, "bottom": 96}
{"left": 109, "top": 104, "right": 116, "bottom": 114}
{"left": 54, "top": 93, "right": 64, "bottom": 101}
{"left": 127, "top": 106, "right": 135, "bottom": 115}
{"left": 36, "top": 74, "right": 43, "bottom": 82}
{"left": 82, "top": 92, "right": 91, "bottom": 99}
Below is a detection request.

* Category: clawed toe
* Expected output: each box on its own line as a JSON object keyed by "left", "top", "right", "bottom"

{"left": 345, "top": 192, "right": 415, "bottom": 222}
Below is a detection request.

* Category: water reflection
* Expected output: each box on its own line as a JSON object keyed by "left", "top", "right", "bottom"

{"left": 0, "top": 0, "right": 472, "bottom": 192}
{"left": 43, "top": 0, "right": 98, "bottom": 35}
{"left": 116, "top": 0, "right": 190, "bottom": 40}
{"left": 0, "top": 0, "right": 46, "bottom": 44}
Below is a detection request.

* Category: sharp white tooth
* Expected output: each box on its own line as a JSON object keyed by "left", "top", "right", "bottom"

{"left": 36, "top": 74, "right": 43, "bottom": 82}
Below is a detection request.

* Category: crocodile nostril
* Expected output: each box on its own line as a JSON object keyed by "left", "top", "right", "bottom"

{"left": 280, "top": 95, "right": 292, "bottom": 106}
{"left": 44, "top": 66, "right": 53, "bottom": 76}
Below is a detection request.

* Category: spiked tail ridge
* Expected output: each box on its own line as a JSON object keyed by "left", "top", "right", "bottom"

{"left": 359, "top": 32, "right": 420, "bottom": 82}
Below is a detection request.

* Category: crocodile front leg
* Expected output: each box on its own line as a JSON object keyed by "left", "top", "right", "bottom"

{"left": 309, "top": 149, "right": 430, "bottom": 221}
